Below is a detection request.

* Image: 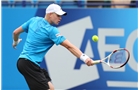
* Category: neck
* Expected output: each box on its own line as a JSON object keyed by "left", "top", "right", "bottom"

{"left": 44, "top": 14, "right": 52, "bottom": 24}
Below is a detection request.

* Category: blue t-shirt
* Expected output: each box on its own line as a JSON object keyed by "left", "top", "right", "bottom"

{"left": 19, "top": 16, "right": 66, "bottom": 66}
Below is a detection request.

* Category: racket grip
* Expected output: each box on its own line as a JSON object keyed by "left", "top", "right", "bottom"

{"left": 92, "top": 60, "right": 101, "bottom": 65}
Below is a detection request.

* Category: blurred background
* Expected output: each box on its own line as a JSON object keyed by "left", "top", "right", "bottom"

{"left": 2, "top": 0, "right": 138, "bottom": 8}
{"left": 2, "top": 0, "right": 138, "bottom": 90}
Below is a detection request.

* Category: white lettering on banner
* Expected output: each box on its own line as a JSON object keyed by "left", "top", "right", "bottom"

{"left": 45, "top": 16, "right": 99, "bottom": 89}
{"left": 98, "top": 28, "right": 125, "bottom": 72}
{"left": 126, "top": 29, "right": 138, "bottom": 72}
{"left": 107, "top": 81, "right": 137, "bottom": 88}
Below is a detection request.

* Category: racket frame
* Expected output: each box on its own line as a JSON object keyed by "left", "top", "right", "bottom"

{"left": 92, "top": 48, "right": 130, "bottom": 69}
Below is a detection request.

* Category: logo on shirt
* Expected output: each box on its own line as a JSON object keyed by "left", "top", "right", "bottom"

{"left": 56, "top": 33, "right": 62, "bottom": 37}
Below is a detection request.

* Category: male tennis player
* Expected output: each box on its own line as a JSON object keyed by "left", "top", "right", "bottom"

{"left": 12, "top": 3, "right": 94, "bottom": 90}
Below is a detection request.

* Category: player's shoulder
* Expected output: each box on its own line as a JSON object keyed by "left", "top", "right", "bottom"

{"left": 31, "top": 16, "right": 43, "bottom": 20}
{"left": 49, "top": 25, "right": 58, "bottom": 30}
{"left": 44, "top": 25, "right": 58, "bottom": 34}
{"left": 49, "top": 26, "right": 59, "bottom": 34}
{"left": 42, "top": 21, "right": 57, "bottom": 31}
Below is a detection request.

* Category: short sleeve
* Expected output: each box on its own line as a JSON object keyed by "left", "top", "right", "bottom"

{"left": 49, "top": 27, "right": 66, "bottom": 45}
{"left": 21, "top": 17, "right": 34, "bottom": 33}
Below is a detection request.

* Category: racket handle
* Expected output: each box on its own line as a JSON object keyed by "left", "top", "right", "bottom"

{"left": 92, "top": 60, "right": 101, "bottom": 65}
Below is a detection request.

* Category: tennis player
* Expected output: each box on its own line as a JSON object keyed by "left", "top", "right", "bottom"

{"left": 12, "top": 3, "right": 94, "bottom": 90}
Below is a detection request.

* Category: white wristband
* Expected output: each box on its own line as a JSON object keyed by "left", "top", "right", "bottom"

{"left": 13, "top": 40, "right": 18, "bottom": 45}
{"left": 80, "top": 54, "right": 89, "bottom": 62}
{"left": 13, "top": 38, "right": 22, "bottom": 45}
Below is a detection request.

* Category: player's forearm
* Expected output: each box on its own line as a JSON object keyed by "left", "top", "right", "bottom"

{"left": 13, "top": 32, "right": 19, "bottom": 41}
{"left": 61, "top": 40, "right": 82, "bottom": 58}
{"left": 67, "top": 45, "right": 83, "bottom": 58}
{"left": 13, "top": 27, "right": 24, "bottom": 41}
{"left": 61, "top": 39, "right": 90, "bottom": 62}
{"left": 67, "top": 46, "right": 90, "bottom": 63}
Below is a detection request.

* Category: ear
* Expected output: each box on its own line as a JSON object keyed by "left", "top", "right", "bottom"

{"left": 46, "top": 13, "right": 51, "bottom": 18}
{"left": 49, "top": 13, "right": 53, "bottom": 17}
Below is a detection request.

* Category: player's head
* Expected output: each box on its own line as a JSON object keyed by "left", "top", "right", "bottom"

{"left": 45, "top": 3, "right": 67, "bottom": 25}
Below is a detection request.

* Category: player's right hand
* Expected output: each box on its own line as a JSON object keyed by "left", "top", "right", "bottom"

{"left": 85, "top": 58, "right": 94, "bottom": 66}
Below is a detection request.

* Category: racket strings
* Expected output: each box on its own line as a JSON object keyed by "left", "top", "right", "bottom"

{"left": 109, "top": 49, "right": 128, "bottom": 68}
{"left": 114, "top": 51, "right": 124, "bottom": 63}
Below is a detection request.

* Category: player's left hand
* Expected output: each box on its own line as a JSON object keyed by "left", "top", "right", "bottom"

{"left": 12, "top": 38, "right": 22, "bottom": 49}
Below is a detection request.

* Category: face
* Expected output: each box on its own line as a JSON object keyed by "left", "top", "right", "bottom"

{"left": 49, "top": 13, "right": 62, "bottom": 25}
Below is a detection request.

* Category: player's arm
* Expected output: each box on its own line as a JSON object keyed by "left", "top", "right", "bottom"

{"left": 12, "top": 26, "right": 24, "bottom": 48}
{"left": 13, "top": 26, "right": 24, "bottom": 41}
{"left": 61, "top": 39, "right": 93, "bottom": 66}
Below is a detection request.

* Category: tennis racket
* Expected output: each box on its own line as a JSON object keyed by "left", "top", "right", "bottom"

{"left": 92, "top": 48, "right": 130, "bottom": 69}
